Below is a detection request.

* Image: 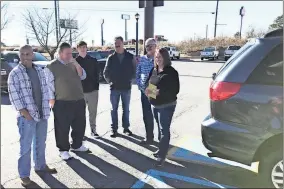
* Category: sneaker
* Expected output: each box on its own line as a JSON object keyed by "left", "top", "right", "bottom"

{"left": 21, "top": 177, "right": 32, "bottom": 187}
{"left": 123, "top": 129, "right": 133, "bottom": 136}
{"left": 59, "top": 151, "right": 72, "bottom": 160}
{"left": 35, "top": 165, "right": 57, "bottom": 174}
{"left": 110, "top": 130, "right": 118, "bottom": 138}
{"left": 156, "top": 157, "right": 165, "bottom": 167}
{"left": 91, "top": 130, "right": 100, "bottom": 138}
{"left": 153, "top": 150, "right": 160, "bottom": 158}
{"left": 140, "top": 139, "right": 154, "bottom": 145}
{"left": 71, "top": 145, "right": 89, "bottom": 152}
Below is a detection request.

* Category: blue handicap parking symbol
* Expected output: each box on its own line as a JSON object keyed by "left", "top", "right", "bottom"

{"left": 131, "top": 169, "right": 236, "bottom": 188}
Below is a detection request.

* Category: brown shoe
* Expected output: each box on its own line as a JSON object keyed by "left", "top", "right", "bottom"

{"left": 35, "top": 165, "right": 57, "bottom": 174}
{"left": 21, "top": 177, "right": 32, "bottom": 187}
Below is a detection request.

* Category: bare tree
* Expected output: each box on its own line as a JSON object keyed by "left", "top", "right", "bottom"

{"left": 246, "top": 25, "right": 266, "bottom": 39}
{"left": 23, "top": 8, "right": 87, "bottom": 59}
{"left": 1, "top": 3, "right": 12, "bottom": 31}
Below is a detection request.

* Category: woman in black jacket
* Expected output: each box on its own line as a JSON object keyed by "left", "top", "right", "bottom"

{"left": 145, "top": 47, "right": 180, "bottom": 166}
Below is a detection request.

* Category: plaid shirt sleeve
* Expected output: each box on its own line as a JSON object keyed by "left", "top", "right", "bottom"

{"left": 7, "top": 71, "right": 25, "bottom": 111}
{"left": 44, "top": 67, "right": 55, "bottom": 100}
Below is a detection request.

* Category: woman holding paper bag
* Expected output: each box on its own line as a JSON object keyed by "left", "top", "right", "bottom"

{"left": 145, "top": 48, "right": 180, "bottom": 166}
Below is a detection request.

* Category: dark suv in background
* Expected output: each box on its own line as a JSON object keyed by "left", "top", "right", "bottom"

{"left": 202, "top": 29, "right": 283, "bottom": 188}
{"left": 1, "top": 51, "right": 49, "bottom": 92}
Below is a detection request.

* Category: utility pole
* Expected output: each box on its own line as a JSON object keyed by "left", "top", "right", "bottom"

{"left": 213, "top": 0, "right": 219, "bottom": 38}
{"left": 206, "top": 24, "right": 208, "bottom": 40}
{"left": 54, "top": 0, "right": 59, "bottom": 44}
{"left": 144, "top": 0, "right": 154, "bottom": 54}
{"left": 101, "top": 19, "right": 104, "bottom": 46}
{"left": 56, "top": 0, "right": 61, "bottom": 38}
{"left": 139, "top": 0, "right": 164, "bottom": 54}
{"left": 69, "top": 29, "right": 72, "bottom": 46}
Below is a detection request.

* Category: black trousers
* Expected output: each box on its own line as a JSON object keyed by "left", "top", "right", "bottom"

{"left": 53, "top": 99, "right": 86, "bottom": 151}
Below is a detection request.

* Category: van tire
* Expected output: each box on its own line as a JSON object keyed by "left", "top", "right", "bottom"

{"left": 259, "top": 150, "right": 283, "bottom": 188}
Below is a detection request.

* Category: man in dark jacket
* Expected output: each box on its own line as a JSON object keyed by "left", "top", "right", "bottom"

{"left": 103, "top": 36, "right": 136, "bottom": 138}
{"left": 76, "top": 41, "right": 100, "bottom": 138}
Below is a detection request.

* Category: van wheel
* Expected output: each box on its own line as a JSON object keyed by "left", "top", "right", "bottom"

{"left": 259, "top": 150, "right": 283, "bottom": 188}
{"left": 201, "top": 57, "right": 204, "bottom": 61}
{"left": 171, "top": 56, "right": 174, "bottom": 60}
{"left": 177, "top": 55, "right": 180, "bottom": 60}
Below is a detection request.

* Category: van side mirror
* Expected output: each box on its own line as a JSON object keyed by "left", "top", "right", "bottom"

{"left": 212, "top": 73, "right": 216, "bottom": 80}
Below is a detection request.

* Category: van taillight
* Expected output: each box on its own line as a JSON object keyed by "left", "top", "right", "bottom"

{"left": 210, "top": 81, "right": 241, "bottom": 101}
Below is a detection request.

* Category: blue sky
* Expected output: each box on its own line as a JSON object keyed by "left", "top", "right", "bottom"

{"left": 1, "top": 1, "right": 282, "bottom": 46}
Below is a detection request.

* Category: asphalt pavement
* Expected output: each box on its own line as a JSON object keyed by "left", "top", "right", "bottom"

{"left": 1, "top": 58, "right": 262, "bottom": 188}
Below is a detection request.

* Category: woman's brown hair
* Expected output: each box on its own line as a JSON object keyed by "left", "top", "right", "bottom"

{"left": 154, "top": 47, "right": 172, "bottom": 69}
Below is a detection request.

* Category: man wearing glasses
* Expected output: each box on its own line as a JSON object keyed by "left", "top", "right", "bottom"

{"left": 136, "top": 38, "right": 157, "bottom": 144}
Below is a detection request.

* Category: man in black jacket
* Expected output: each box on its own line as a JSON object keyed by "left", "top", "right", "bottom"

{"left": 76, "top": 41, "right": 100, "bottom": 138}
{"left": 103, "top": 36, "right": 136, "bottom": 138}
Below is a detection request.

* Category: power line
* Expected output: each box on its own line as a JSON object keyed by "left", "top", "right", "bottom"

{"left": 10, "top": 6, "right": 215, "bottom": 14}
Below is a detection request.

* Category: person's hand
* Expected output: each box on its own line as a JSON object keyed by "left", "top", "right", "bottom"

{"left": 135, "top": 55, "right": 140, "bottom": 64}
{"left": 70, "top": 59, "right": 83, "bottom": 76}
{"left": 145, "top": 88, "right": 150, "bottom": 96}
{"left": 20, "top": 109, "right": 33, "bottom": 120}
{"left": 155, "top": 89, "right": 160, "bottom": 96}
{"left": 109, "top": 82, "right": 113, "bottom": 86}
{"left": 49, "top": 99, "right": 55, "bottom": 108}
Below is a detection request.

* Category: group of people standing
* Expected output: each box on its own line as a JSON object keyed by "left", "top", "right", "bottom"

{"left": 7, "top": 36, "right": 179, "bottom": 187}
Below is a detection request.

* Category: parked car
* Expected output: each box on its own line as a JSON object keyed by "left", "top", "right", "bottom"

{"left": 1, "top": 51, "right": 49, "bottom": 92}
{"left": 164, "top": 46, "right": 180, "bottom": 60}
{"left": 224, "top": 45, "right": 241, "bottom": 61}
{"left": 98, "top": 50, "right": 114, "bottom": 59}
{"left": 201, "top": 29, "right": 283, "bottom": 188}
{"left": 72, "top": 51, "right": 106, "bottom": 82}
{"left": 200, "top": 46, "right": 219, "bottom": 61}
{"left": 125, "top": 47, "right": 136, "bottom": 55}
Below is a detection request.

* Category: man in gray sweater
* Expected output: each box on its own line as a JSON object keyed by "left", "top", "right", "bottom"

{"left": 45, "top": 42, "right": 89, "bottom": 160}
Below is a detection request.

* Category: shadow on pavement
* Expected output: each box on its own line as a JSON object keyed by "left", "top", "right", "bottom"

{"left": 83, "top": 136, "right": 259, "bottom": 188}
{"left": 1, "top": 93, "right": 11, "bottom": 105}
{"left": 36, "top": 173, "right": 68, "bottom": 188}
{"left": 66, "top": 152, "right": 138, "bottom": 188}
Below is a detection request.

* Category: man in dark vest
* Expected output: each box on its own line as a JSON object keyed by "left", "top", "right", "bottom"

{"left": 103, "top": 36, "right": 136, "bottom": 138}
{"left": 45, "top": 42, "right": 89, "bottom": 160}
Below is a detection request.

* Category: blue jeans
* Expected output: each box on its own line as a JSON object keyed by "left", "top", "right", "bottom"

{"left": 152, "top": 105, "right": 176, "bottom": 159}
{"left": 17, "top": 116, "right": 48, "bottom": 178}
{"left": 110, "top": 90, "right": 131, "bottom": 131}
{"left": 141, "top": 91, "right": 154, "bottom": 140}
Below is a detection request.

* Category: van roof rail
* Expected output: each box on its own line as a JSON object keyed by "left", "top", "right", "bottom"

{"left": 264, "top": 28, "right": 283, "bottom": 38}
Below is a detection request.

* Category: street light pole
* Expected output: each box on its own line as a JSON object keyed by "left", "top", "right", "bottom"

{"left": 101, "top": 19, "right": 104, "bottom": 46}
{"left": 239, "top": 6, "right": 245, "bottom": 39}
{"left": 213, "top": 0, "right": 219, "bottom": 38}
{"left": 69, "top": 29, "right": 72, "bottom": 46}
{"left": 135, "top": 13, "right": 140, "bottom": 56}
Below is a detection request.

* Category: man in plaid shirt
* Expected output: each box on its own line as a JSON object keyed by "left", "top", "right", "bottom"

{"left": 8, "top": 45, "right": 56, "bottom": 187}
{"left": 136, "top": 38, "right": 157, "bottom": 145}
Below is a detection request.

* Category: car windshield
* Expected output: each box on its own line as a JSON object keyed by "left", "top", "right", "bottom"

{"left": 33, "top": 52, "right": 48, "bottom": 61}
{"left": 164, "top": 47, "right": 170, "bottom": 51}
{"left": 87, "top": 51, "right": 102, "bottom": 60}
{"left": 126, "top": 48, "right": 135, "bottom": 51}
{"left": 228, "top": 46, "right": 241, "bottom": 50}
{"left": 204, "top": 47, "right": 215, "bottom": 52}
